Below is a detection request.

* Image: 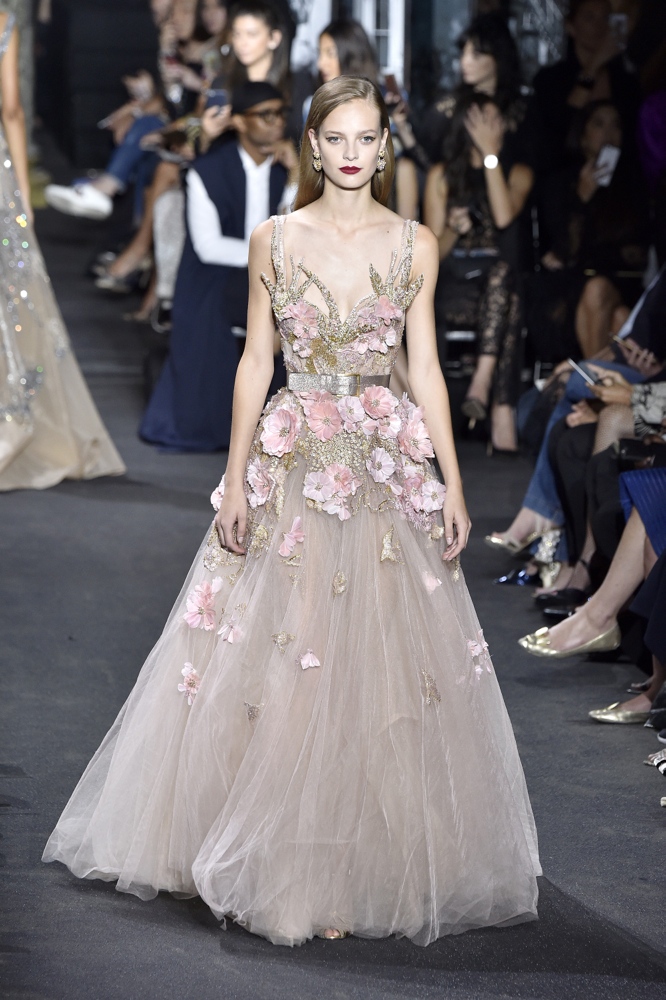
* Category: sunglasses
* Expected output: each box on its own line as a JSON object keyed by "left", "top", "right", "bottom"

{"left": 243, "top": 107, "right": 289, "bottom": 124}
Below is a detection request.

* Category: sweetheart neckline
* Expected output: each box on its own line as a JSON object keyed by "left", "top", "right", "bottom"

{"left": 293, "top": 261, "right": 386, "bottom": 329}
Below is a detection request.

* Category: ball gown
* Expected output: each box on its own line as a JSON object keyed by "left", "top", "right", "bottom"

{"left": 44, "top": 216, "right": 540, "bottom": 945}
{"left": 0, "top": 15, "right": 125, "bottom": 489}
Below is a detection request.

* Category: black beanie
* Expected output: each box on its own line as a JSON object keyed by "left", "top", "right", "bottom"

{"left": 231, "top": 81, "right": 284, "bottom": 115}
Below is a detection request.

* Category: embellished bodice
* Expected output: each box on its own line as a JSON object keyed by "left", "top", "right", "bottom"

{"left": 261, "top": 215, "right": 423, "bottom": 377}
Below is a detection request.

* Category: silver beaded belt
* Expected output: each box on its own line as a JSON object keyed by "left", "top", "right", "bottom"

{"left": 287, "top": 372, "right": 391, "bottom": 397}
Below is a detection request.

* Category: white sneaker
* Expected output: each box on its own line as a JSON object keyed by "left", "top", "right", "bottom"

{"left": 45, "top": 183, "right": 113, "bottom": 220}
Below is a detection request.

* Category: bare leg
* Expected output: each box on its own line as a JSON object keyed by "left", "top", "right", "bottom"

{"left": 490, "top": 506, "right": 557, "bottom": 547}
{"left": 592, "top": 403, "right": 634, "bottom": 455}
{"left": 490, "top": 402, "right": 517, "bottom": 451}
{"left": 575, "top": 276, "right": 622, "bottom": 357}
{"left": 534, "top": 506, "right": 646, "bottom": 651}
{"left": 466, "top": 354, "right": 496, "bottom": 408}
{"left": 91, "top": 173, "right": 122, "bottom": 197}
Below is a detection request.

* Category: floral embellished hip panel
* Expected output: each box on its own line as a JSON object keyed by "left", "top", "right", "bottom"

{"left": 213, "top": 384, "right": 447, "bottom": 552}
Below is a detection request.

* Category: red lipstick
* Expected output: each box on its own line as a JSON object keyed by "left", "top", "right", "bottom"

{"left": 340, "top": 166, "right": 361, "bottom": 174}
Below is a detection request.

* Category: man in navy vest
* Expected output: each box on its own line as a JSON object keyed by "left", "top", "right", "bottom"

{"left": 140, "top": 81, "right": 298, "bottom": 452}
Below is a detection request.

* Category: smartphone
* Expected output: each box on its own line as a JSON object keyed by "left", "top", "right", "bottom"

{"left": 595, "top": 144, "right": 621, "bottom": 187}
{"left": 204, "top": 87, "right": 228, "bottom": 111}
{"left": 567, "top": 358, "right": 600, "bottom": 386}
{"left": 609, "top": 12, "right": 628, "bottom": 48}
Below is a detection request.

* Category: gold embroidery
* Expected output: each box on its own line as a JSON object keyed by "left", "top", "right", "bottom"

{"left": 247, "top": 523, "right": 270, "bottom": 557}
{"left": 421, "top": 669, "right": 441, "bottom": 705}
{"left": 380, "top": 526, "right": 402, "bottom": 563}
{"left": 272, "top": 631, "right": 295, "bottom": 654}
{"left": 332, "top": 570, "right": 348, "bottom": 595}
{"left": 450, "top": 557, "right": 460, "bottom": 582}
{"left": 244, "top": 702, "right": 262, "bottom": 722}
{"left": 284, "top": 554, "right": 301, "bottom": 567}
{"left": 430, "top": 524, "right": 445, "bottom": 541}
{"left": 203, "top": 525, "right": 244, "bottom": 573}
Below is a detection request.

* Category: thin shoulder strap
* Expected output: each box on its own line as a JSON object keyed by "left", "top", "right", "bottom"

{"left": 0, "top": 12, "right": 16, "bottom": 60}
{"left": 270, "top": 214, "right": 286, "bottom": 289}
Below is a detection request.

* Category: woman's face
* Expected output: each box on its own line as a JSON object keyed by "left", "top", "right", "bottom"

{"left": 171, "top": 6, "right": 195, "bottom": 41}
{"left": 201, "top": 0, "right": 227, "bottom": 36}
{"left": 459, "top": 41, "right": 497, "bottom": 93}
{"left": 581, "top": 104, "right": 622, "bottom": 158}
{"left": 310, "top": 99, "right": 387, "bottom": 192}
{"left": 317, "top": 34, "right": 341, "bottom": 82}
{"left": 568, "top": 0, "right": 611, "bottom": 50}
{"left": 231, "top": 15, "right": 280, "bottom": 69}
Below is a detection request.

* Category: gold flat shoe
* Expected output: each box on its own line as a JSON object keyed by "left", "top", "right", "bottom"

{"left": 483, "top": 530, "right": 541, "bottom": 556}
{"left": 589, "top": 702, "right": 651, "bottom": 724}
{"left": 518, "top": 623, "right": 621, "bottom": 658}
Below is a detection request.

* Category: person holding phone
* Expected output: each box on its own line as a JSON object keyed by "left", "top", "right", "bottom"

{"left": 536, "top": 99, "right": 650, "bottom": 358}
{"left": 424, "top": 89, "right": 534, "bottom": 452}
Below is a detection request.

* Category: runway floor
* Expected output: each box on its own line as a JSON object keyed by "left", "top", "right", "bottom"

{"left": 1, "top": 189, "right": 665, "bottom": 999}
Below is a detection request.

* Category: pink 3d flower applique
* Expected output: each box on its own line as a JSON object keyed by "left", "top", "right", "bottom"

{"left": 284, "top": 299, "right": 319, "bottom": 339}
{"left": 366, "top": 447, "right": 396, "bottom": 484}
{"left": 218, "top": 608, "right": 243, "bottom": 644}
{"left": 178, "top": 662, "right": 201, "bottom": 705}
{"left": 305, "top": 399, "right": 342, "bottom": 441}
{"left": 300, "top": 649, "right": 321, "bottom": 670}
{"left": 423, "top": 571, "right": 442, "bottom": 593}
{"left": 367, "top": 326, "right": 398, "bottom": 354}
{"left": 246, "top": 456, "right": 274, "bottom": 508}
{"left": 279, "top": 516, "right": 305, "bottom": 557}
{"left": 260, "top": 405, "right": 301, "bottom": 457}
{"left": 303, "top": 470, "right": 335, "bottom": 504}
{"left": 183, "top": 578, "right": 223, "bottom": 631}
{"left": 373, "top": 295, "right": 402, "bottom": 325}
{"left": 360, "top": 385, "right": 396, "bottom": 420}
{"left": 210, "top": 476, "right": 225, "bottom": 511}
{"left": 337, "top": 394, "right": 365, "bottom": 431}
{"left": 467, "top": 630, "right": 492, "bottom": 677}
{"left": 398, "top": 411, "right": 435, "bottom": 462}
{"left": 419, "top": 480, "right": 447, "bottom": 513}
{"left": 325, "top": 463, "right": 358, "bottom": 497}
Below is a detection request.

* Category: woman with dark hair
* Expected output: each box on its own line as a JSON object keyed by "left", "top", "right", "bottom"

{"left": 45, "top": 76, "right": 540, "bottom": 946}
{"left": 424, "top": 89, "right": 534, "bottom": 451}
{"left": 529, "top": 0, "right": 640, "bottom": 173}
{"left": 420, "top": 12, "right": 527, "bottom": 166}
{"left": 537, "top": 99, "right": 650, "bottom": 358}
{"left": 317, "top": 18, "right": 379, "bottom": 84}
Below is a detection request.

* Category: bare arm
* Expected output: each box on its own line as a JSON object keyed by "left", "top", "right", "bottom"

{"left": 423, "top": 164, "right": 458, "bottom": 260}
{"left": 405, "top": 226, "right": 471, "bottom": 558}
{"left": 0, "top": 17, "right": 30, "bottom": 219}
{"left": 215, "top": 220, "right": 276, "bottom": 553}
{"left": 484, "top": 161, "right": 533, "bottom": 229}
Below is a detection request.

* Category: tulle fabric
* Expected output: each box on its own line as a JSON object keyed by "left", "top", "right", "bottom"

{"left": 44, "top": 447, "right": 540, "bottom": 946}
{"left": 0, "top": 127, "right": 125, "bottom": 490}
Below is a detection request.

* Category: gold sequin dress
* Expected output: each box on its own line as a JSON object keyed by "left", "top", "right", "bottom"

{"left": 0, "top": 14, "right": 125, "bottom": 489}
{"left": 43, "top": 216, "right": 540, "bottom": 945}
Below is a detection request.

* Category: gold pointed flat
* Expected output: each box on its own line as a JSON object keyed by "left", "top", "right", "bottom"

{"left": 517, "top": 623, "right": 621, "bottom": 658}
{"left": 483, "top": 530, "right": 541, "bottom": 556}
{"left": 588, "top": 702, "right": 651, "bottom": 724}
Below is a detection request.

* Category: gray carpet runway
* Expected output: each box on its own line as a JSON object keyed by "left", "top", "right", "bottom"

{"left": 1, "top": 198, "right": 665, "bottom": 999}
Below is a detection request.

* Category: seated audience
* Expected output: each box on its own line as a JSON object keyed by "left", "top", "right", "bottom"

{"left": 139, "top": 81, "right": 298, "bottom": 452}
{"left": 536, "top": 100, "right": 650, "bottom": 358}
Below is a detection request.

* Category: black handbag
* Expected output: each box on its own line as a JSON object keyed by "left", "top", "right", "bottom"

{"left": 615, "top": 438, "right": 666, "bottom": 471}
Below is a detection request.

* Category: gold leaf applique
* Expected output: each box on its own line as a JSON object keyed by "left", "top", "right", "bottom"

{"left": 421, "top": 669, "right": 441, "bottom": 705}
{"left": 245, "top": 702, "right": 262, "bottom": 723}
{"left": 430, "top": 524, "right": 445, "bottom": 541}
{"left": 380, "top": 526, "right": 402, "bottom": 563}
{"left": 450, "top": 557, "right": 460, "bottom": 582}
{"left": 272, "top": 631, "right": 296, "bottom": 654}
{"left": 248, "top": 523, "right": 270, "bottom": 557}
{"left": 332, "top": 570, "right": 348, "bottom": 595}
{"left": 203, "top": 525, "right": 243, "bottom": 572}
{"left": 284, "top": 553, "right": 301, "bottom": 567}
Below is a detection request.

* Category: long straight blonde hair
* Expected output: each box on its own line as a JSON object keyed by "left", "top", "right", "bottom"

{"left": 293, "top": 77, "right": 395, "bottom": 211}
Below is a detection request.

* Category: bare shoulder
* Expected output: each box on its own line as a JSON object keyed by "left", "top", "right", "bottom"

{"left": 413, "top": 224, "right": 439, "bottom": 266}
{"left": 250, "top": 218, "right": 274, "bottom": 252}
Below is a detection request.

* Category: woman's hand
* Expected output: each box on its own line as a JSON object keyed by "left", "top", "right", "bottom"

{"left": 615, "top": 337, "right": 663, "bottom": 378}
{"left": 201, "top": 104, "right": 231, "bottom": 140}
{"left": 577, "top": 159, "right": 599, "bottom": 202}
{"left": 447, "top": 206, "right": 472, "bottom": 235}
{"left": 464, "top": 103, "right": 504, "bottom": 158}
{"left": 566, "top": 400, "right": 598, "bottom": 427}
{"left": 541, "top": 251, "right": 564, "bottom": 271}
{"left": 442, "top": 486, "right": 472, "bottom": 561}
{"left": 215, "top": 486, "right": 248, "bottom": 555}
{"left": 587, "top": 365, "right": 633, "bottom": 406}
{"left": 271, "top": 138, "right": 300, "bottom": 183}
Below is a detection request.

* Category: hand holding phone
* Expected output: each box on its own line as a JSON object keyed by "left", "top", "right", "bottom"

{"left": 567, "top": 358, "right": 601, "bottom": 386}
{"left": 595, "top": 144, "right": 620, "bottom": 187}
{"left": 204, "top": 88, "right": 228, "bottom": 112}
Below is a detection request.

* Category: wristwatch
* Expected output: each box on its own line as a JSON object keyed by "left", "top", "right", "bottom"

{"left": 577, "top": 75, "right": 595, "bottom": 89}
{"left": 483, "top": 154, "right": 499, "bottom": 169}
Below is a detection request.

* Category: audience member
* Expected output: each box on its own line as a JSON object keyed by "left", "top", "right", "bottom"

{"left": 536, "top": 99, "right": 650, "bottom": 358}
{"left": 424, "top": 90, "right": 533, "bottom": 452}
{"left": 139, "top": 81, "right": 297, "bottom": 452}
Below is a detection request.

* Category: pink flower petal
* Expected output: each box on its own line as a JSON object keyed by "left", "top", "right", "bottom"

{"left": 366, "top": 447, "right": 396, "bottom": 484}
{"left": 300, "top": 649, "right": 321, "bottom": 670}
